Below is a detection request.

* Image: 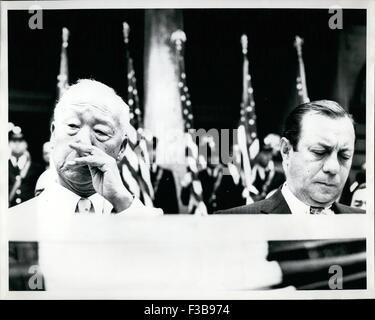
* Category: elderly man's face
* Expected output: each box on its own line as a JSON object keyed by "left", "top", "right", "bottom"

{"left": 51, "top": 103, "right": 125, "bottom": 185}
{"left": 283, "top": 113, "right": 355, "bottom": 207}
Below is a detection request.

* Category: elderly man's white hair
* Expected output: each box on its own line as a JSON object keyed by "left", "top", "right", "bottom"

{"left": 54, "top": 79, "right": 130, "bottom": 137}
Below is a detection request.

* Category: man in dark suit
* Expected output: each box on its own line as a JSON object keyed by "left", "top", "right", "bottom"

{"left": 216, "top": 100, "right": 365, "bottom": 214}
{"left": 150, "top": 137, "right": 179, "bottom": 213}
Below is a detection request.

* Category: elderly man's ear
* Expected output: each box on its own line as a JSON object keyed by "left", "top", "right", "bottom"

{"left": 50, "top": 122, "right": 56, "bottom": 144}
{"left": 280, "top": 137, "right": 293, "bottom": 165}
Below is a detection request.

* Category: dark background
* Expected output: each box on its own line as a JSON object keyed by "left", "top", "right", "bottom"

{"left": 8, "top": 9, "right": 366, "bottom": 165}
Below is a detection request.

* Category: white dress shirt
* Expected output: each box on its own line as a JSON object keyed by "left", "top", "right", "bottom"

{"left": 8, "top": 180, "right": 164, "bottom": 292}
{"left": 281, "top": 183, "right": 334, "bottom": 215}
{"left": 40, "top": 182, "right": 163, "bottom": 216}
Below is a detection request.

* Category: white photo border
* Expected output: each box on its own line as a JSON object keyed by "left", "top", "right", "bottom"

{"left": 0, "top": 0, "right": 374, "bottom": 299}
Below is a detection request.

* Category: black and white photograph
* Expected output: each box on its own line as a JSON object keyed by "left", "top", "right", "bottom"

{"left": 0, "top": 0, "right": 373, "bottom": 300}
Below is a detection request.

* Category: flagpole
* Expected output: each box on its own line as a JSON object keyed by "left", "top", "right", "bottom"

{"left": 294, "top": 35, "right": 310, "bottom": 104}
{"left": 57, "top": 27, "right": 69, "bottom": 99}
{"left": 123, "top": 22, "right": 143, "bottom": 130}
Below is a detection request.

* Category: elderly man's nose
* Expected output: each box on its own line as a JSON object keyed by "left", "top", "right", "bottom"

{"left": 75, "top": 126, "right": 93, "bottom": 145}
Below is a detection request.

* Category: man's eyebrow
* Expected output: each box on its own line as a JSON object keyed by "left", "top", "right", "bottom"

{"left": 312, "top": 143, "right": 353, "bottom": 152}
{"left": 94, "top": 118, "right": 115, "bottom": 127}
{"left": 90, "top": 112, "right": 117, "bottom": 127}
{"left": 339, "top": 147, "right": 354, "bottom": 153}
{"left": 311, "top": 143, "right": 332, "bottom": 149}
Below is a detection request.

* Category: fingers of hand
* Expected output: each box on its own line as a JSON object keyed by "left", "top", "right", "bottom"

{"left": 72, "top": 155, "right": 105, "bottom": 168}
{"left": 67, "top": 143, "right": 116, "bottom": 171}
{"left": 69, "top": 142, "right": 95, "bottom": 156}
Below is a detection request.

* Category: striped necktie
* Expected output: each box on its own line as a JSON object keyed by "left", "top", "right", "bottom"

{"left": 75, "top": 197, "right": 95, "bottom": 214}
{"left": 310, "top": 206, "right": 324, "bottom": 214}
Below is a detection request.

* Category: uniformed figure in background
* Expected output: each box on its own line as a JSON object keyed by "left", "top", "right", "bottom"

{"left": 250, "top": 134, "right": 286, "bottom": 201}
{"left": 8, "top": 125, "right": 43, "bottom": 207}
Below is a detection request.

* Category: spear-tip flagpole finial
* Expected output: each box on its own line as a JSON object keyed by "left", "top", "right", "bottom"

{"left": 123, "top": 22, "right": 130, "bottom": 43}
{"left": 62, "top": 27, "right": 69, "bottom": 47}
{"left": 294, "top": 35, "right": 304, "bottom": 55}
{"left": 294, "top": 35, "right": 304, "bottom": 45}
{"left": 241, "top": 34, "right": 248, "bottom": 55}
{"left": 171, "top": 30, "right": 186, "bottom": 51}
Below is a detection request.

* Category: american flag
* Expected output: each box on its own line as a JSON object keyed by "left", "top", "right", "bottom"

{"left": 171, "top": 32, "right": 193, "bottom": 132}
{"left": 294, "top": 35, "right": 310, "bottom": 104}
{"left": 57, "top": 27, "right": 70, "bottom": 99}
{"left": 121, "top": 22, "right": 154, "bottom": 207}
{"left": 120, "top": 123, "right": 154, "bottom": 207}
{"left": 171, "top": 29, "right": 207, "bottom": 215}
{"left": 236, "top": 34, "right": 260, "bottom": 203}
{"left": 238, "top": 34, "right": 259, "bottom": 161}
{"left": 124, "top": 22, "right": 143, "bottom": 130}
{"left": 127, "top": 58, "right": 142, "bottom": 129}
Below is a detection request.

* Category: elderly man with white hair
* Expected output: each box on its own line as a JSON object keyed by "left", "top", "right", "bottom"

{"left": 10, "top": 79, "right": 162, "bottom": 216}
{"left": 9, "top": 80, "right": 163, "bottom": 291}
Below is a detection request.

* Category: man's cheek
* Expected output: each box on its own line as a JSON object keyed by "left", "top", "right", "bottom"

{"left": 339, "top": 168, "right": 351, "bottom": 184}
{"left": 101, "top": 142, "right": 118, "bottom": 158}
{"left": 54, "top": 147, "right": 70, "bottom": 162}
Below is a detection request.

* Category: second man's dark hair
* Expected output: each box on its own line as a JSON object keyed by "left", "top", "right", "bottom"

{"left": 283, "top": 100, "right": 354, "bottom": 150}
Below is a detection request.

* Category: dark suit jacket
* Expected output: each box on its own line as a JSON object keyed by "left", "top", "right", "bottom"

{"left": 212, "top": 174, "right": 245, "bottom": 212}
{"left": 151, "top": 166, "right": 179, "bottom": 214}
{"left": 9, "top": 159, "right": 43, "bottom": 208}
{"left": 180, "top": 168, "right": 246, "bottom": 214}
{"left": 215, "top": 189, "right": 365, "bottom": 214}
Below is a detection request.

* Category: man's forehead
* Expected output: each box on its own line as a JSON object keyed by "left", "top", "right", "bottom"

{"left": 58, "top": 102, "right": 122, "bottom": 124}
{"left": 300, "top": 112, "right": 355, "bottom": 145}
{"left": 301, "top": 111, "right": 354, "bottom": 129}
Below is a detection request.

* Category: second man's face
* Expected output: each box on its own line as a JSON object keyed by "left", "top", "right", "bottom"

{"left": 285, "top": 113, "right": 355, "bottom": 207}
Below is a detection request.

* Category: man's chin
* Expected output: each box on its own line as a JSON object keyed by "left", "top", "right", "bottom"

{"left": 310, "top": 193, "right": 339, "bottom": 207}
{"left": 61, "top": 168, "right": 92, "bottom": 185}
{"left": 58, "top": 170, "right": 95, "bottom": 197}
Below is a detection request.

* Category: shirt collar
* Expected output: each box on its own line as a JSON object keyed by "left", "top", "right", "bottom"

{"left": 281, "top": 183, "right": 334, "bottom": 215}
{"left": 10, "top": 154, "right": 28, "bottom": 169}
{"left": 44, "top": 182, "right": 113, "bottom": 214}
{"left": 9, "top": 155, "right": 17, "bottom": 167}
{"left": 281, "top": 183, "right": 310, "bottom": 215}
{"left": 89, "top": 192, "right": 113, "bottom": 215}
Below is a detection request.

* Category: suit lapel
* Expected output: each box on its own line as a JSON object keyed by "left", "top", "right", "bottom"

{"left": 258, "top": 191, "right": 359, "bottom": 214}
{"left": 331, "top": 202, "right": 348, "bottom": 214}
{"left": 260, "top": 189, "right": 291, "bottom": 214}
